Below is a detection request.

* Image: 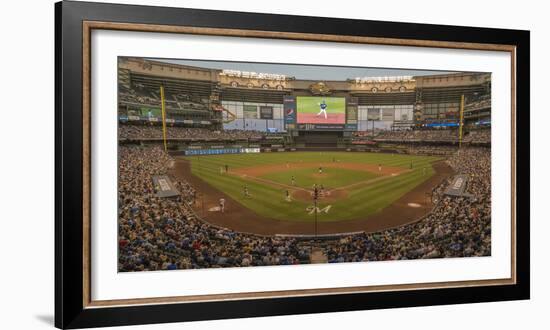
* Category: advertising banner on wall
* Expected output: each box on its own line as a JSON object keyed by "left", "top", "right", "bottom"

{"left": 346, "top": 97, "right": 358, "bottom": 123}
{"left": 243, "top": 104, "right": 258, "bottom": 119}
{"left": 242, "top": 148, "right": 261, "bottom": 153}
{"left": 284, "top": 96, "right": 296, "bottom": 124}
{"left": 259, "top": 106, "right": 274, "bottom": 119}
{"left": 382, "top": 108, "right": 395, "bottom": 121}
{"left": 346, "top": 106, "right": 357, "bottom": 123}
{"left": 367, "top": 108, "right": 380, "bottom": 120}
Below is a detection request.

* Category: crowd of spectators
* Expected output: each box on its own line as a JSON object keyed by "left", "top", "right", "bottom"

{"left": 374, "top": 128, "right": 491, "bottom": 145}
{"left": 464, "top": 94, "right": 491, "bottom": 112}
{"left": 405, "top": 145, "right": 460, "bottom": 156}
{"left": 118, "top": 144, "right": 491, "bottom": 271}
{"left": 118, "top": 145, "right": 310, "bottom": 271}
{"left": 118, "top": 125, "right": 266, "bottom": 140}
{"left": 119, "top": 87, "right": 209, "bottom": 112}
{"left": 462, "top": 129, "right": 491, "bottom": 144}
{"left": 323, "top": 147, "right": 491, "bottom": 262}
{"left": 375, "top": 129, "right": 460, "bottom": 142}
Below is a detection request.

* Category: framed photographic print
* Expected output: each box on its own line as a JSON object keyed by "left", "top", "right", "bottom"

{"left": 55, "top": 1, "right": 530, "bottom": 328}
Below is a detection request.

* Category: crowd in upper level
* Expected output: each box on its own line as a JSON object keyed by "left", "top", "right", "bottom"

{"left": 118, "top": 125, "right": 266, "bottom": 140}
{"left": 120, "top": 84, "right": 209, "bottom": 112}
{"left": 373, "top": 128, "right": 490, "bottom": 144}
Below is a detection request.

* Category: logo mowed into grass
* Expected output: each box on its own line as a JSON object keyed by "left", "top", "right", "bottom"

{"left": 306, "top": 205, "right": 332, "bottom": 215}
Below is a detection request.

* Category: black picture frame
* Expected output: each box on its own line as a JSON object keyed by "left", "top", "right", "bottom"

{"left": 55, "top": 1, "right": 530, "bottom": 328}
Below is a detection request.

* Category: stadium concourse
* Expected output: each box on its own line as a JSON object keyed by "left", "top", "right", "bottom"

{"left": 118, "top": 126, "right": 491, "bottom": 271}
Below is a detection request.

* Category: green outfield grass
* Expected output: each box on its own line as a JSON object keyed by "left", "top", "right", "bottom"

{"left": 296, "top": 96, "right": 346, "bottom": 114}
{"left": 259, "top": 167, "right": 379, "bottom": 190}
{"left": 186, "top": 152, "right": 441, "bottom": 222}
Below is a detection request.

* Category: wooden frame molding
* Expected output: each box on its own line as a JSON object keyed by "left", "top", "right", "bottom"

{"left": 81, "top": 20, "right": 517, "bottom": 309}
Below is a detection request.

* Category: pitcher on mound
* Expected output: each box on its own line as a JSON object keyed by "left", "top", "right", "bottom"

{"left": 317, "top": 99, "right": 328, "bottom": 119}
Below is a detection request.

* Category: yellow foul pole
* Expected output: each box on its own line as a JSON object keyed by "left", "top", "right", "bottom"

{"left": 459, "top": 94, "right": 464, "bottom": 149}
{"left": 160, "top": 85, "right": 168, "bottom": 152}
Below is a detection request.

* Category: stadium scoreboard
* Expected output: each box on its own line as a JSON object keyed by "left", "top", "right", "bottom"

{"left": 284, "top": 96, "right": 358, "bottom": 131}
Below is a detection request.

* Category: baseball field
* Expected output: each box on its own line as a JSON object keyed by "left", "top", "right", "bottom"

{"left": 183, "top": 152, "right": 443, "bottom": 225}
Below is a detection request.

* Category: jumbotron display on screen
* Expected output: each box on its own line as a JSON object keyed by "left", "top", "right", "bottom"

{"left": 296, "top": 96, "right": 346, "bottom": 124}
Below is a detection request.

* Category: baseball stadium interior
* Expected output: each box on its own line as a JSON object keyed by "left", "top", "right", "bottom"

{"left": 118, "top": 57, "right": 491, "bottom": 271}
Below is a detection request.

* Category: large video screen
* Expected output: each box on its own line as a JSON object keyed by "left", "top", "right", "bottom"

{"left": 296, "top": 96, "right": 346, "bottom": 124}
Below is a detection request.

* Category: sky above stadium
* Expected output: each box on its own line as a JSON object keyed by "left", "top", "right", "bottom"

{"left": 150, "top": 58, "right": 458, "bottom": 81}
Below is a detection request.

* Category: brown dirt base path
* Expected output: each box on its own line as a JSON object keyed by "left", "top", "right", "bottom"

{"left": 170, "top": 159, "right": 453, "bottom": 236}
